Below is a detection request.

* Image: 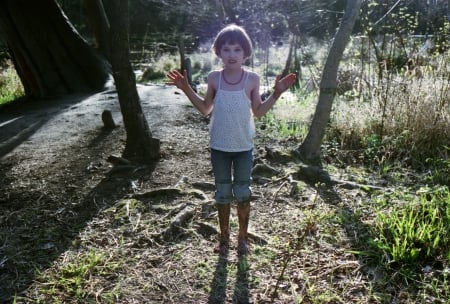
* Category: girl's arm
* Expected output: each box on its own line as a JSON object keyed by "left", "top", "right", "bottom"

{"left": 251, "top": 73, "right": 297, "bottom": 118}
{"left": 166, "top": 70, "right": 215, "bottom": 116}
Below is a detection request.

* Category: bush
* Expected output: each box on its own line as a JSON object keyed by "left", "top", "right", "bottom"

{"left": 0, "top": 61, "right": 24, "bottom": 105}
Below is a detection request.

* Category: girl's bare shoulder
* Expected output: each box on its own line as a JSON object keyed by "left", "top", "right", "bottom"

{"left": 207, "top": 70, "right": 221, "bottom": 90}
{"left": 245, "top": 70, "right": 260, "bottom": 85}
{"left": 207, "top": 70, "right": 221, "bottom": 79}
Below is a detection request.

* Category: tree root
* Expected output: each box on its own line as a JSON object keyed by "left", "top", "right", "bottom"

{"left": 158, "top": 205, "right": 195, "bottom": 241}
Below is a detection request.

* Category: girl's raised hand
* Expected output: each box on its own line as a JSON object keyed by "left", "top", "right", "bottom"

{"left": 274, "top": 73, "right": 297, "bottom": 96}
{"left": 166, "top": 70, "right": 190, "bottom": 91}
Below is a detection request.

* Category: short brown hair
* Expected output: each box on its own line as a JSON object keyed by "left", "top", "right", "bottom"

{"left": 212, "top": 24, "right": 253, "bottom": 58}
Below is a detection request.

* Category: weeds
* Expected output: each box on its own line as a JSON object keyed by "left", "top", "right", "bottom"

{"left": 370, "top": 186, "right": 450, "bottom": 268}
{"left": 425, "top": 146, "right": 450, "bottom": 185}
{"left": 25, "top": 250, "right": 122, "bottom": 303}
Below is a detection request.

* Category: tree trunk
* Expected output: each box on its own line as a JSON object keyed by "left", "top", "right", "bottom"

{"left": 108, "top": 0, "right": 160, "bottom": 162}
{"left": 281, "top": 35, "right": 294, "bottom": 78}
{"left": 295, "top": 0, "right": 363, "bottom": 166}
{"left": 221, "top": 0, "right": 239, "bottom": 23}
{"left": 282, "top": 35, "right": 301, "bottom": 87}
{"left": 82, "top": 0, "right": 111, "bottom": 61}
{"left": 0, "top": 0, "right": 110, "bottom": 98}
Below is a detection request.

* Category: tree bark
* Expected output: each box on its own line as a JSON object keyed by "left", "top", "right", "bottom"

{"left": 108, "top": 0, "right": 160, "bottom": 162}
{"left": 295, "top": 0, "right": 363, "bottom": 166}
{"left": 82, "top": 0, "right": 111, "bottom": 61}
{"left": 221, "top": 0, "right": 239, "bottom": 23}
{"left": 0, "top": 0, "right": 110, "bottom": 98}
{"left": 281, "top": 35, "right": 301, "bottom": 87}
{"left": 281, "top": 35, "right": 295, "bottom": 78}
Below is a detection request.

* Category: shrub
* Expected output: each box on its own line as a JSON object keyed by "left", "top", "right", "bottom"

{"left": 0, "top": 61, "right": 24, "bottom": 105}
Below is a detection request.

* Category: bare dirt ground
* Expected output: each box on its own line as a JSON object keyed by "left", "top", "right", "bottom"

{"left": 0, "top": 85, "right": 389, "bottom": 303}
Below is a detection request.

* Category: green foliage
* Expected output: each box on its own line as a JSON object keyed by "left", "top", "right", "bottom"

{"left": 425, "top": 146, "right": 450, "bottom": 185}
{"left": 0, "top": 63, "right": 24, "bottom": 105}
{"left": 258, "top": 110, "right": 303, "bottom": 141}
{"left": 435, "top": 20, "right": 450, "bottom": 53}
{"left": 139, "top": 66, "right": 166, "bottom": 82}
{"left": 370, "top": 186, "right": 450, "bottom": 267}
{"left": 138, "top": 54, "right": 177, "bottom": 83}
{"left": 361, "top": 0, "right": 448, "bottom": 37}
{"left": 257, "top": 89, "right": 316, "bottom": 144}
{"left": 364, "top": 134, "right": 381, "bottom": 162}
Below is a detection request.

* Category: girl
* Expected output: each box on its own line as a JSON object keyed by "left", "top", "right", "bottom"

{"left": 167, "top": 24, "right": 296, "bottom": 255}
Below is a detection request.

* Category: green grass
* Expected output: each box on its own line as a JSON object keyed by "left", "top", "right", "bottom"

{"left": 28, "top": 250, "right": 122, "bottom": 303}
{"left": 370, "top": 186, "right": 450, "bottom": 267}
{"left": 0, "top": 63, "right": 24, "bottom": 105}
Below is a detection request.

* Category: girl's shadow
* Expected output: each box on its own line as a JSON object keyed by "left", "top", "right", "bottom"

{"left": 208, "top": 252, "right": 250, "bottom": 304}
{"left": 234, "top": 255, "right": 250, "bottom": 304}
{"left": 208, "top": 252, "right": 229, "bottom": 304}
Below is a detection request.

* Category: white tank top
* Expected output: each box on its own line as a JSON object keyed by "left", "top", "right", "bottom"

{"left": 209, "top": 70, "right": 255, "bottom": 152}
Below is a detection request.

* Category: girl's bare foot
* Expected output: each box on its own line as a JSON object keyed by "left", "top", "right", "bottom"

{"left": 237, "top": 238, "right": 249, "bottom": 256}
{"left": 214, "top": 234, "right": 229, "bottom": 255}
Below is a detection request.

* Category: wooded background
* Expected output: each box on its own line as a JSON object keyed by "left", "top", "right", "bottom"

{"left": 1, "top": 0, "right": 450, "bottom": 69}
{"left": 0, "top": 0, "right": 448, "bottom": 164}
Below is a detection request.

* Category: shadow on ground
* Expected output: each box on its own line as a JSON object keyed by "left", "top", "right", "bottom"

{"left": 0, "top": 111, "right": 156, "bottom": 304}
{"left": 0, "top": 94, "right": 91, "bottom": 158}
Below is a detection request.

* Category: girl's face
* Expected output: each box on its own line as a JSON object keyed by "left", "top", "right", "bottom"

{"left": 219, "top": 42, "right": 246, "bottom": 69}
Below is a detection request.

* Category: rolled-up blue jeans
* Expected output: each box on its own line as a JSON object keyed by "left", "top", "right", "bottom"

{"left": 210, "top": 148, "right": 253, "bottom": 204}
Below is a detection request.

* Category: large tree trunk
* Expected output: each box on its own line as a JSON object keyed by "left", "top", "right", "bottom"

{"left": 0, "top": 0, "right": 110, "bottom": 98}
{"left": 82, "top": 0, "right": 111, "bottom": 61}
{"left": 108, "top": 0, "right": 160, "bottom": 162}
{"left": 295, "top": 0, "right": 363, "bottom": 166}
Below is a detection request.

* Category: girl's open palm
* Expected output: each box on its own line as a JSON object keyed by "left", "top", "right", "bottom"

{"left": 274, "top": 73, "right": 297, "bottom": 95}
{"left": 166, "top": 70, "right": 190, "bottom": 91}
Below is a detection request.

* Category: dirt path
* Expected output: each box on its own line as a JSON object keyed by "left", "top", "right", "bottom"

{"left": 0, "top": 85, "right": 217, "bottom": 301}
{"left": 0, "top": 84, "right": 212, "bottom": 188}
{"left": 0, "top": 85, "right": 369, "bottom": 303}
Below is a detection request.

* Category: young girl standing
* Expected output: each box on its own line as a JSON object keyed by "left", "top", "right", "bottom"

{"left": 167, "top": 24, "right": 296, "bottom": 255}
